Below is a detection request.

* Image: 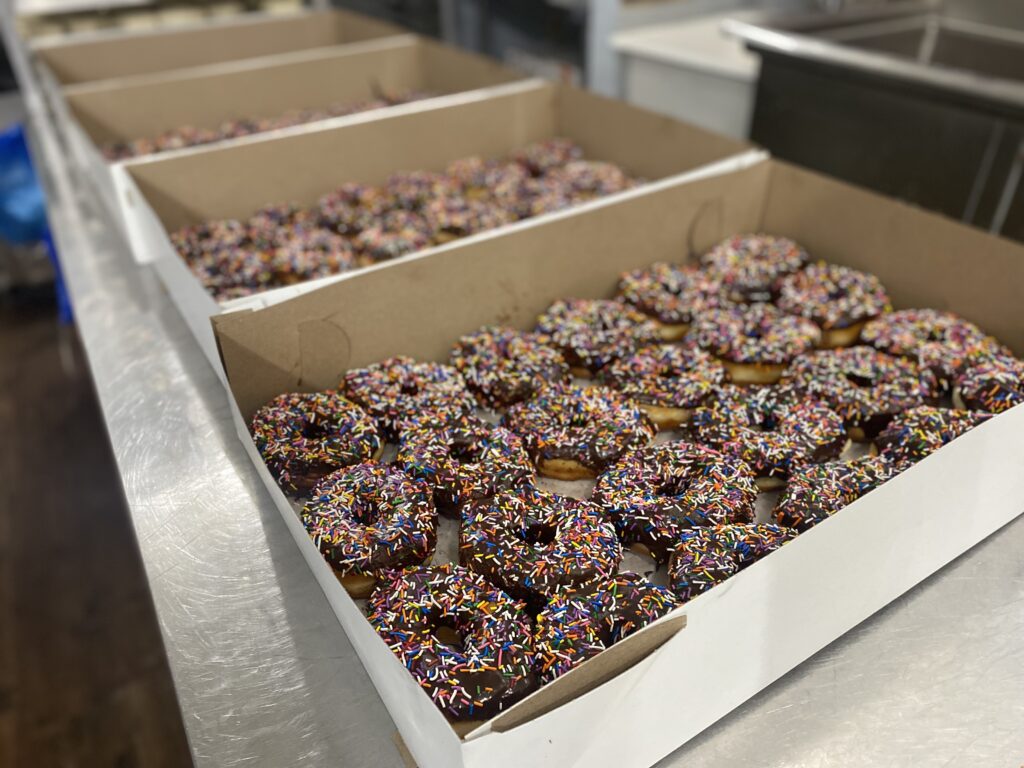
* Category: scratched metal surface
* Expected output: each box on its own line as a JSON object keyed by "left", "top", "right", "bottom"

{"left": 5, "top": 7, "right": 1024, "bottom": 766}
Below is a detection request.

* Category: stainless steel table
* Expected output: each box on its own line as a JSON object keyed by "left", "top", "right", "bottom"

{"left": 4, "top": 8, "right": 1024, "bottom": 766}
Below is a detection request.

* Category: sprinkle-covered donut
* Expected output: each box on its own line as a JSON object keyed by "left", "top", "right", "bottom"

{"left": 547, "top": 160, "right": 634, "bottom": 198}
{"left": 776, "top": 262, "right": 892, "bottom": 347}
{"left": 533, "top": 572, "right": 679, "bottom": 681}
{"left": 782, "top": 347, "right": 937, "bottom": 441}
{"left": 270, "top": 226, "right": 355, "bottom": 285}
{"left": 954, "top": 357, "right": 1024, "bottom": 413}
{"left": 598, "top": 343, "right": 725, "bottom": 429}
{"left": 860, "top": 309, "right": 996, "bottom": 389}
{"left": 367, "top": 564, "right": 537, "bottom": 720}
{"left": 352, "top": 210, "right": 432, "bottom": 263}
{"left": 773, "top": 456, "right": 896, "bottom": 532}
{"left": 701, "top": 234, "right": 809, "bottom": 302}
{"left": 592, "top": 441, "right": 758, "bottom": 565}
{"left": 301, "top": 463, "right": 436, "bottom": 597}
{"left": 668, "top": 523, "right": 795, "bottom": 602}
{"left": 422, "top": 194, "right": 512, "bottom": 242}
{"left": 397, "top": 414, "right": 534, "bottom": 515}
{"left": 687, "top": 303, "right": 821, "bottom": 384}
{"left": 317, "top": 182, "right": 390, "bottom": 235}
{"left": 535, "top": 298, "right": 662, "bottom": 376}
{"left": 690, "top": 384, "right": 847, "bottom": 489}
{"left": 460, "top": 486, "right": 622, "bottom": 609}
{"left": 384, "top": 170, "right": 457, "bottom": 210}
{"left": 342, "top": 356, "right": 477, "bottom": 438}
{"left": 449, "top": 326, "right": 569, "bottom": 409}
{"left": 512, "top": 137, "right": 583, "bottom": 175}
{"left": 616, "top": 263, "right": 730, "bottom": 340}
{"left": 250, "top": 391, "right": 383, "bottom": 496}
{"left": 502, "top": 383, "right": 656, "bottom": 480}
{"left": 446, "top": 157, "right": 530, "bottom": 201}
{"left": 874, "top": 405, "right": 991, "bottom": 467}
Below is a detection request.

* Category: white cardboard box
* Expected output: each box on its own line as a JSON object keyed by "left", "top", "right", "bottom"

{"left": 119, "top": 79, "right": 754, "bottom": 375}
{"left": 210, "top": 157, "right": 1024, "bottom": 768}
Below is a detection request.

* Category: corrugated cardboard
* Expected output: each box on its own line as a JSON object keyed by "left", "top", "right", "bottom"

{"left": 210, "top": 158, "right": 1024, "bottom": 768}
{"left": 118, "top": 79, "right": 753, "bottom": 372}
{"left": 56, "top": 36, "right": 525, "bottom": 253}
{"left": 63, "top": 37, "right": 523, "bottom": 146}
{"left": 31, "top": 8, "right": 405, "bottom": 85}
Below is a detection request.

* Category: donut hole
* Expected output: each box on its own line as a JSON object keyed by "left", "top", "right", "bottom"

{"left": 844, "top": 372, "right": 876, "bottom": 388}
{"left": 432, "top": 623, "right": 465, "bottom": 649}
{"left": 449, "top": 439, "right": 486, "bottom": 465}
{"left": 399, "top": 382, "right": 421, "bottom": 395}
{"left": 521, "top": 522, "right": 558, "bottom": 546}
{"left": 300, "top": 419, "right": 331, "bottom": 440}
{"left": 657, "top": 477, "right": 692, "bottom": 499}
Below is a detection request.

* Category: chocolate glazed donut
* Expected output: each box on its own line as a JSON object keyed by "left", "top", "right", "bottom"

{"left": 366, "top": 564, "right": 537, "bottom": 721}
{"left": 460, "top": 486, "right": 622, "bottom": 611}
{"left": 592, "top": 441, "right": 758, "bottom": 565}
{"left": 397, "top": 414, "right": 535, "bottom": 516}
{"left": 502, "top": 383, "right": 656, "bottom": 480}
{"left": 250, "top": 390, "right": 383, "bottom": 497}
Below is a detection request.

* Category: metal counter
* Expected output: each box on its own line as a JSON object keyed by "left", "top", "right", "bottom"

{"left": 4, "top": 6, "right": 1024, "bottom": 766}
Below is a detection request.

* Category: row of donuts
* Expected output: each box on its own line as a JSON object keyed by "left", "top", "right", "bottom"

{"left": 102, "top": 89, "right": 432, "bottom": 160}
{"left": 172, "top": 138, "right": 638, "bottom": 301}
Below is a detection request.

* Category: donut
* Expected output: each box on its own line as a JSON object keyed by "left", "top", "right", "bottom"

{"left": 317, "top": 182, "right": 390, "bottom": 235}
{"left": 269, "top": 226, "right": 355, "bottom": 285}
{"left": 502, "top": 383, "right": 656, "bottom": 480}
{"left": 782, "top": 347, "right": 937, "bottom": 441}
{"left": 396, "top": 414, "right": 535, "bottom": 516}
{"left": 449, "top": 326, "right": 570, "bottom": 409}
{"left": 301, "top": 463, "right": 436, "bottom": 598}
{"left": 954, "top": 357, "right": 1024, "bottom": 413}
{"left": 592, "top": 441, "right": 758, "bottom": 565}
{"left": 773, "top": 456, "right": 897, "bottom": 532}
{"left": 460, "top": 486, "right": 622, "bottom": 609}
{"left": 352, "top": 210, "right": 432, "bottom": 263}
{"left": 668, "top": 523, "right": 795, "bottom": 602}
{"left": 535, "top": 299, "right": 662, "bottom": 377}
{"left": 250, "top": 391, "right": 383, "bottom": 497}
{"left": 533, "top": 572, "right": 679, "bottom": 681}
{"left": 447, "top": 156, "right": 532, "bottom": 206}
{"left": 701, "top": 234, "right": 809, "bottom": 302}
{"left": 422, "top": 194, "right": 513, "bottom": 242}
{"left": 690, "top": 384, "right": 847, "bottom": 490}
{"left": 616, "top": 262, "right": 730, "bottom": 340}
{"left": 547, "top": 160, "right": 634, "bottom": 199}
{"left": 776, "top": 262, "right": 892, "bottom": 347}
{"left": 512, "top": 137, "right": 583, "bottom": 175}
{"left": 384, "top": 170, "right": 456, "bottom": 210}
{"left": 874, "top": 405, "right": 991, "bottom": 467}
{"left": 342, "top": 356, "right": 477, "bottom": 438}
{"left": 687, "top": 303, "right": 821, "bottom": 384}
{"left": 860, "top": 309, "right": 998, "bottom": 390}
{"left": 367, "top": 564, "right": 537, "bottom": 720}
{"left": 597, "top": 343, "right": 725, "bottom": 429}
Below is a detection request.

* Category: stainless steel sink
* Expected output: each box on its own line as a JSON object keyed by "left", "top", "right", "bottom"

{"left": 817, "top": 14, "right": 1024, "bottom": 84}
{"left": 724, "top": 1, "right": 1024, "bottom": 242}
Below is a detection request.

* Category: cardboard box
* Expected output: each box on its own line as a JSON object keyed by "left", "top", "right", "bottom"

{"left": 31, "top": 8, "right": 405, "bottom": 86}
{"left": 211, "top": 157, "right": 1024, "bottom": 768}
{"left": 119, "top": 79, "right": 754, "bottom": 373}
{"left": 57, "top": 36, "right": 525, "bottom": 250}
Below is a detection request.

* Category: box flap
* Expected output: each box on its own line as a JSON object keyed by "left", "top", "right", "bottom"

{"left": 486, "top": 612, "right": 687, "bottom": 734}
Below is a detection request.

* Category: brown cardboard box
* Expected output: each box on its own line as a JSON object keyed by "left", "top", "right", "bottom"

{"left": 32, "top": 8, "right": 405, "bottom": 85}
{"left": 62, "top": 37, "right": 525, "bottom": 151}
{"left": 210, "top": 158, "right": 1024, "bottom": 768}
{"left": 119, "top": 79, "right": 752, "bottom": 369}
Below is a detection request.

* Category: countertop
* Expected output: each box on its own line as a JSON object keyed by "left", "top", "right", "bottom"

{"left": 4, "top": 5, "right": 1024, "bottom": 766}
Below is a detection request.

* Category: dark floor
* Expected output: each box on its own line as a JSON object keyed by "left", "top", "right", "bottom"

{"left": 0, "top": 290, "right": 193, "bottom": 768}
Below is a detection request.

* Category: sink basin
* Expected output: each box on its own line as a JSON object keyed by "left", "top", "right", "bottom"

{"left": 816, "top": 15, "right": 1024, "bottom": 84}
